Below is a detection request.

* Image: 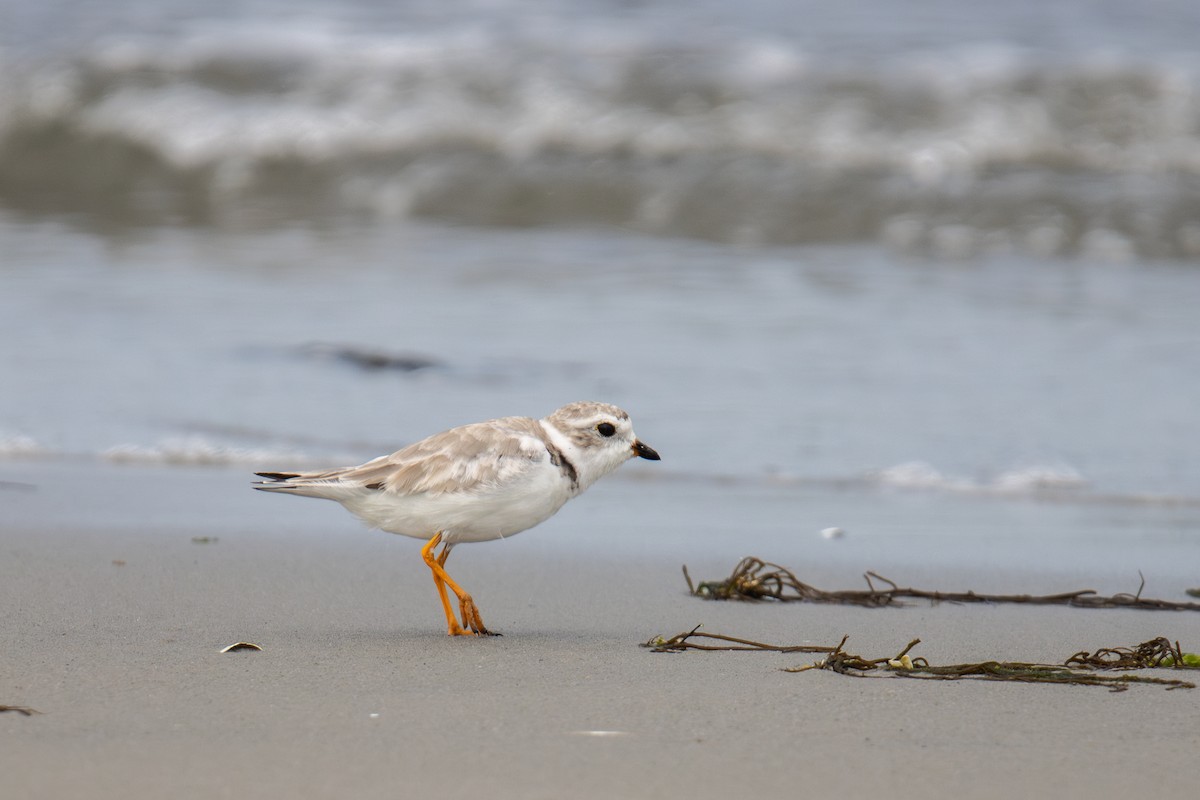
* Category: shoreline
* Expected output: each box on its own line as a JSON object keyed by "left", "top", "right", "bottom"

{"left": 4, "top": 462, "right": 1200, "bottom": 798}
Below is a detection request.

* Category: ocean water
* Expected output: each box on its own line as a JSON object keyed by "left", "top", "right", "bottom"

{"left": 2, "top": 0, "right": 1199, "bottom": 554}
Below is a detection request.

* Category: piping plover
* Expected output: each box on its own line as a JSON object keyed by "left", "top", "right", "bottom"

{"left": 253, "top": 401, "right": 660, "bottom": 636}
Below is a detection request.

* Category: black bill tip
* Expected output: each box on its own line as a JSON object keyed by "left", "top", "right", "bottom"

{"left": 633, "top": 440, "right": 661, "bottom": 461}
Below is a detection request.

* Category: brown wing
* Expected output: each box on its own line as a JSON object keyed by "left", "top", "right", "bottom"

{"left": 333, "top": 416, "right": 551, "bottom": 496}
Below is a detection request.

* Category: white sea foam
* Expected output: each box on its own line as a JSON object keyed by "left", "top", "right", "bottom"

{"left": 4, "top": 28, "right": 1200, "bottom": 255}
{"left": 872, "top": 461, "right": 1089, "bottom": 496}
{"left": 0, "top": 434, "right": 45, "bottom": 458}
{"left": 991, "top": 465, "right": 1089, "bottom": 492}
{"left": 101, "top": 437, "right": 333, "bottom": 468}
{"left": 872, "top": 461, "right": 976, "bottom": 491}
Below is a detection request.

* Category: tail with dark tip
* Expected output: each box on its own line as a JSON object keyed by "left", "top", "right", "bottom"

{"left": 253, "top": 471, "right": 306, "bottom": 493}
{"left": 255, "top": 471, "right": 302, "bottom": 482}
{"left": 252, "top": 469, "right": 358, "bottom": 500}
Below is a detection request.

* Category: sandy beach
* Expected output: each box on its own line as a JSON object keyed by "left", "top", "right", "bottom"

{"left": 6, "top": 0, "right": 1200, "bottom": 795}
{"left": 4, "top": 461, "right": 1199, "bottom": 799}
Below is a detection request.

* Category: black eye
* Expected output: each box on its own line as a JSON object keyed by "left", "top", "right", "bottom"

{"left": 597, "top": 422, "right": 616, "bottom": 437}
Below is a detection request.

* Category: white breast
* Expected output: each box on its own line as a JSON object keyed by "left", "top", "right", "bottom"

{"left": 338, "top": 452, "right": 575, "bottom": 544}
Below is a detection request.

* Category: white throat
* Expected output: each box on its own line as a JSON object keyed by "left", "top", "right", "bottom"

{"left": 539, "top": 420, "right": 626, "bottom": 495}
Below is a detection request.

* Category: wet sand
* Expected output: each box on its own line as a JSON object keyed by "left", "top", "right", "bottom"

{"left": 3, "top": 462, "right": 1199, "bottom": 799}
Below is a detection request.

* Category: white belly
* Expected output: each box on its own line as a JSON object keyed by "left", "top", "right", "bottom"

{"left": 338, "top": 462, "right": 575, "bottom": 544}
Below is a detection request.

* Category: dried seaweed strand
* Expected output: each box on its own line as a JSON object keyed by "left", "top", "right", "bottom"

{"left": 643, "top": 624, "right": 836, "bottom": 654}
{"left": 893, "top": 663, "right": 1192, "bottom": 691}
{"left": 0, "top": 705, "right": 41, "bottom": 716}
{"left": 1064, "top": 636, "right": 1200, "bottom": 669}
{"left": 647, "top": 629, "right": 1197, "bottom": 691}
{"left": 686, "top": 558, "right": 1200, "bottom": 611}
{"left": 788, "top": 635, "right": 1199, "bottom": 691}
{"left": 783, "top": 636, "right": 925, "bottom": 675}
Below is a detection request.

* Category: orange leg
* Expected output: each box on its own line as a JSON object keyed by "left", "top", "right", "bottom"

{"left": 436, "top": 545, "right": 490, "bottom": 635}
{"left": 421, "top": 532, "right": 496, "bottom": 636}
{"left": 422, "top": 533, "right": 466, "bottom": 635}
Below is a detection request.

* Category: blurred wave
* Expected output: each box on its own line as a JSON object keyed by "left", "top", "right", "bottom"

{"left": 3, "top": 30, "right": 1200, "bottom": 259}
{"left": 3, "top": 435, "right": 1195, "bottom": 510}
{"left": 870, "top": 460, "right": 1089, "bottom": 493}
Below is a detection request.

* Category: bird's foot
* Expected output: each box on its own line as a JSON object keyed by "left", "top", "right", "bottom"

{"left": 457, "top": 595, "right": 500, "bottom": 637}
